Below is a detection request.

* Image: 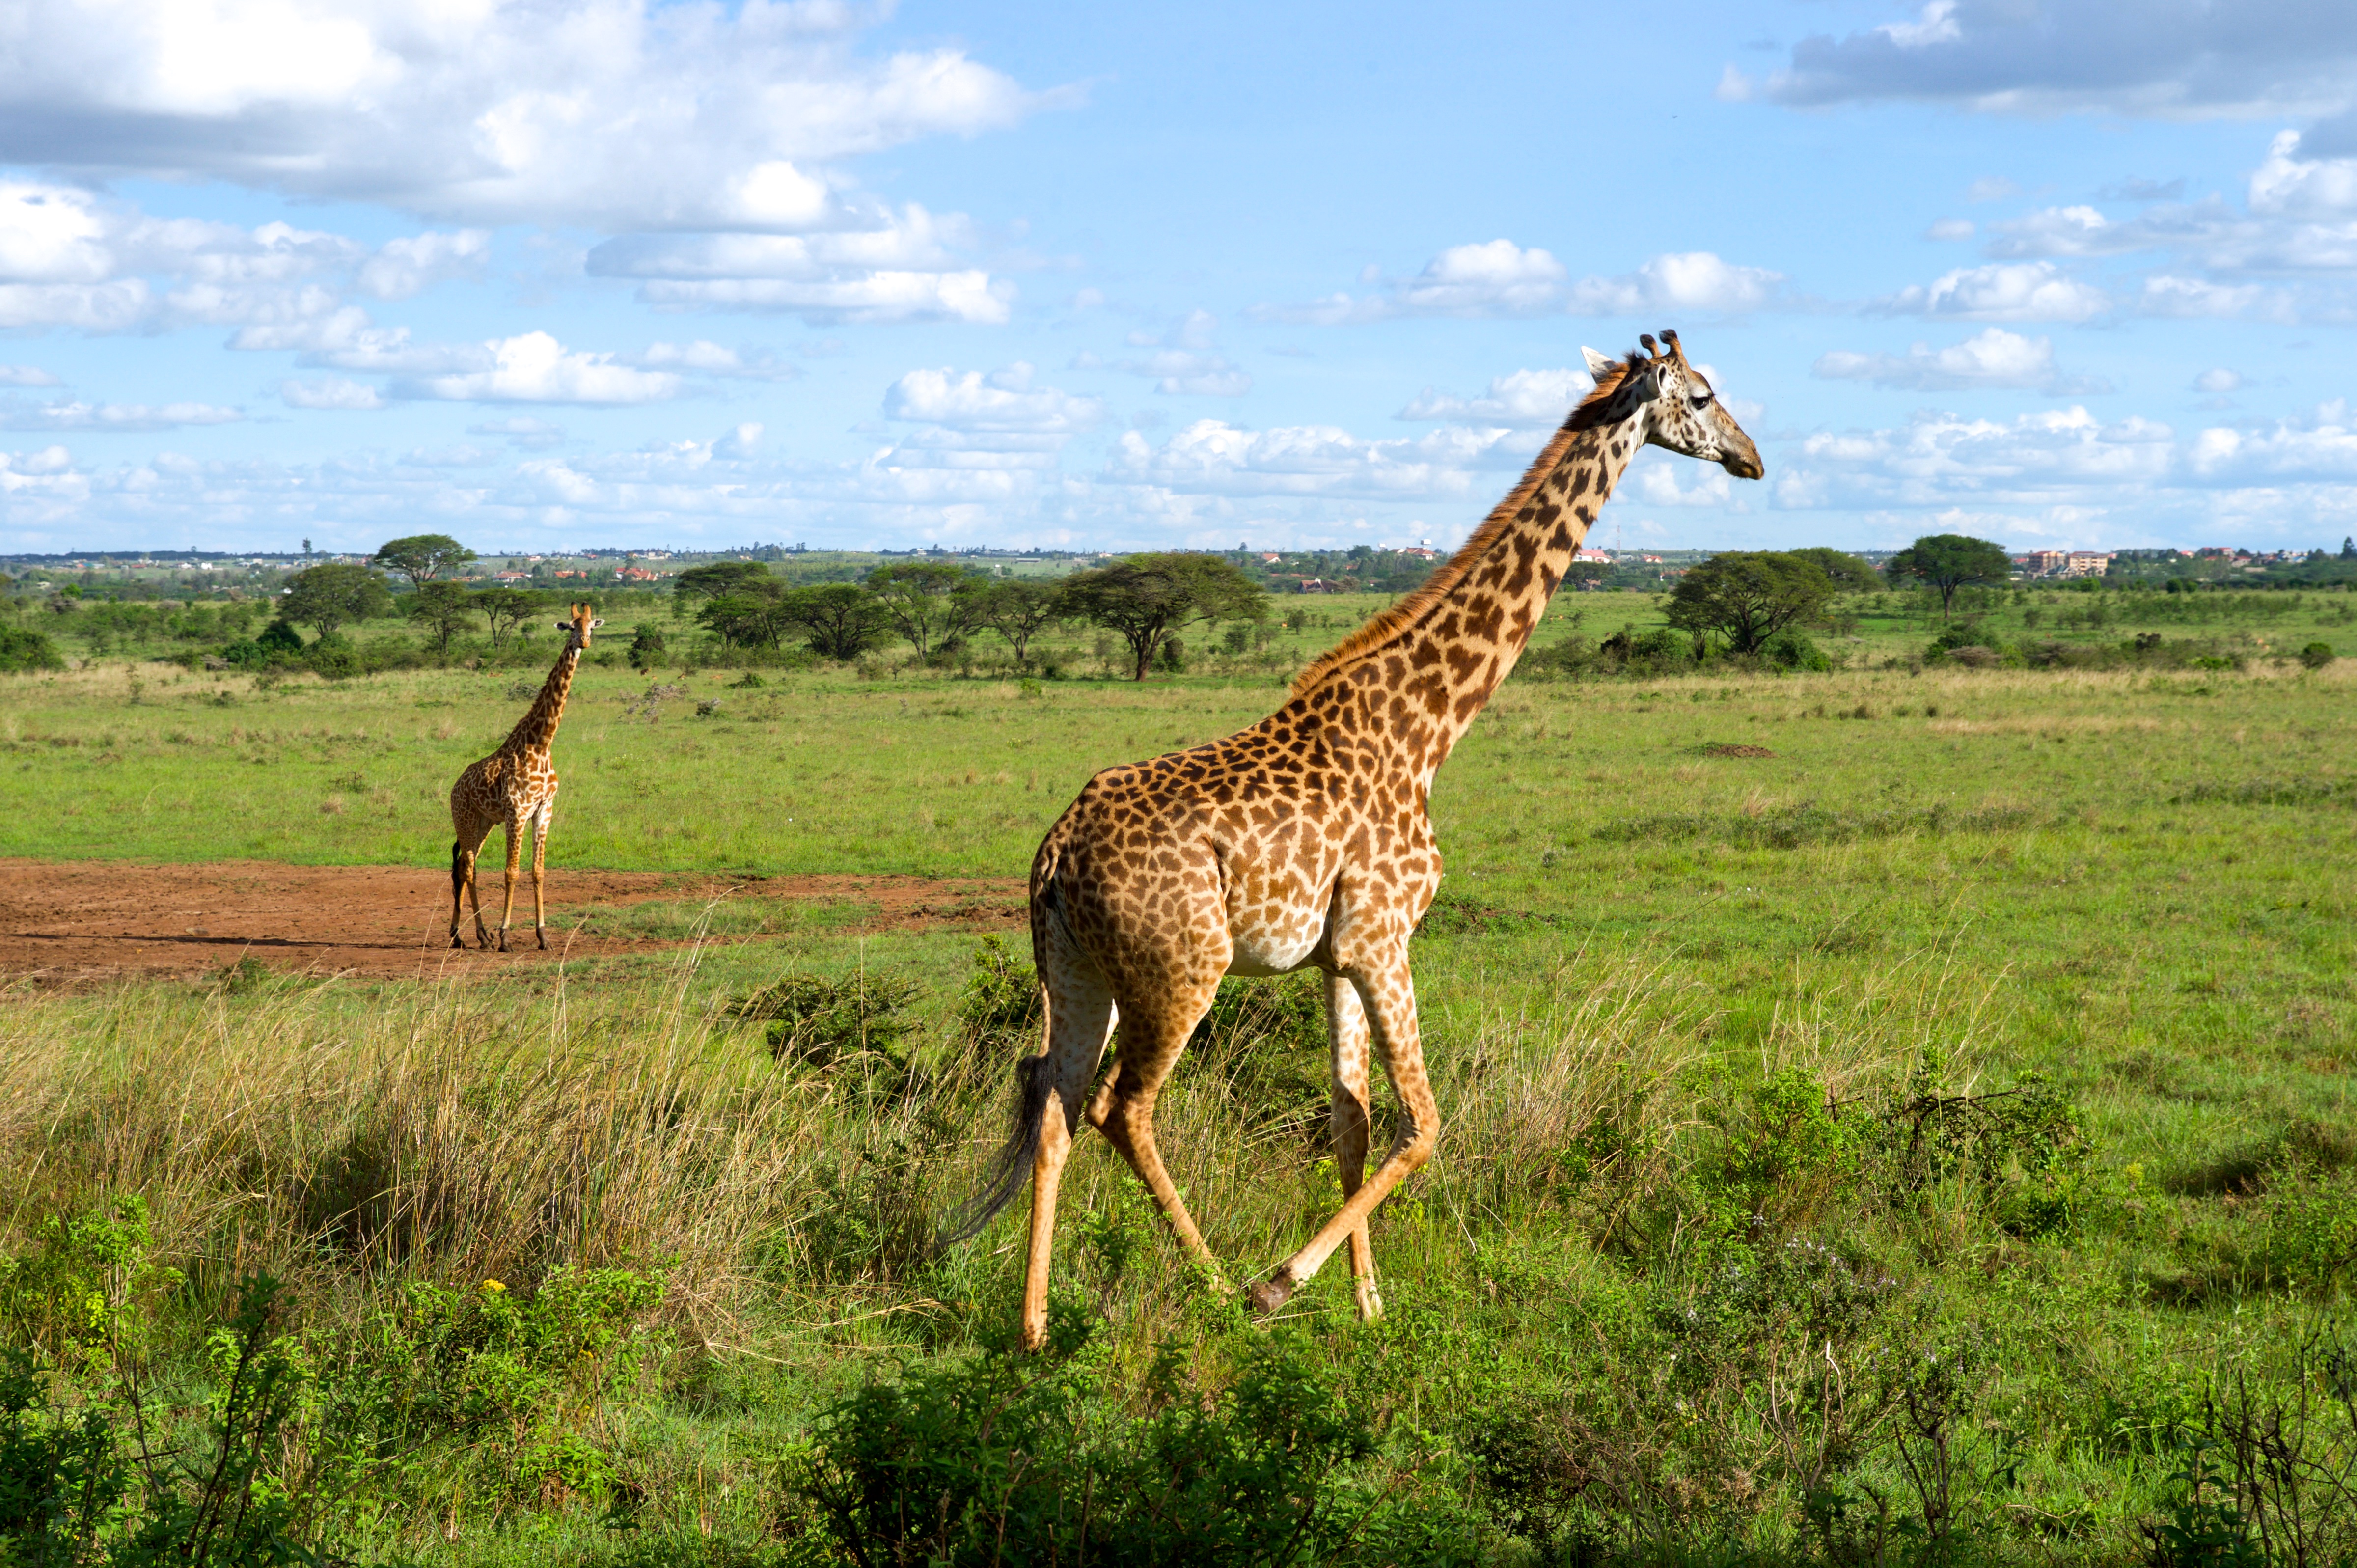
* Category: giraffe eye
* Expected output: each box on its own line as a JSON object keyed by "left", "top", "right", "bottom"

{"left": 1690, "top": 391, "right": 1715, "bottom": 409}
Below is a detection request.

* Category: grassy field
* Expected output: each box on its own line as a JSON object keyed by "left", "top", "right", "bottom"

{"left": 0, "top": 585, "right": 2352, "bottom": 1565}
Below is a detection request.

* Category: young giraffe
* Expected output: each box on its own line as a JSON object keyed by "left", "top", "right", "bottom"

{"left": 953, "top": 330, "right": 1763, "bottom": 1349}
{"left": 448, "top": 601, "right": 602, "bottom": 952}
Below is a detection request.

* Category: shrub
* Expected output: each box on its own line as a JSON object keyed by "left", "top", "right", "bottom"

{"left": 2300, "top": 641, "right": 2336, "bottom": 669}
{"left": 1761, "top": 626, "right": 1831, "bottom": 671}
{"left": 0, "top": 626, "right": 63, "bottom": 673}
{"left": 954, "top": 935, "right": 1042, "bottom": 1061}
{"left": 731, "top": 971, "right": 921, "bottom": 1069}
{"left": 791, "top": 1317, "right": 1386, "bottom": 1567}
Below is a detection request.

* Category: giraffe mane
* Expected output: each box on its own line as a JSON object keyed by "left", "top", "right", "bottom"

{"left": 1286, "top": 356, "right": 1637, "bottom": 700}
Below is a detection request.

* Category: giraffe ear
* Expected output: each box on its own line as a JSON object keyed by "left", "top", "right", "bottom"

{"left": 1580, "top": 345, "right": 1618, "bottom": 379}
{"left": 589, "top": 618, "right": 604, "bottom": 629}
{"left": 553, "top": 620, "right": 572, "bottom": 631}
{"left": 1624, "top": 363, "right": 1662, "bottom": 401}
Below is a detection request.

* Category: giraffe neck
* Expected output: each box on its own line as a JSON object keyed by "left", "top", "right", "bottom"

{"left": 1308, "top": 410, "right": 1644, "bottom": 785}
{"left": 502, "top": 642, "right": 580, "bottom": 759}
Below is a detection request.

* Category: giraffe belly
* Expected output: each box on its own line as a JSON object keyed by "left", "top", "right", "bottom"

{"left": 1224, "top": 906, "right": 1329, "bottom": 977}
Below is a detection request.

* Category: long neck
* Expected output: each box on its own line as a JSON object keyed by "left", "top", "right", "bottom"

{"left": 503, "top": 640, "right": 580, "bottom": 756}
{"left": 1292, "top": 410, "right": 1644, "bottom": 786}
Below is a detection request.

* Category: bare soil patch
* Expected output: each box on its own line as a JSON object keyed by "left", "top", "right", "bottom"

{"left": 0, "top": 858, "right": 1025, "bottom": 988}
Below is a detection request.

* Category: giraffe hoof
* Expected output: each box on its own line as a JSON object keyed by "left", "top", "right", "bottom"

{"left": 1246, "top": 1272, "right": 1297, "bottom": 1316}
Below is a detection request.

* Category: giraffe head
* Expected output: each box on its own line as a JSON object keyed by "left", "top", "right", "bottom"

{"left": 553, "top": 601, "right": 603, "bottom": 650}
{"left": 1579, "top": 329, "right": 1764, "bottom": 479}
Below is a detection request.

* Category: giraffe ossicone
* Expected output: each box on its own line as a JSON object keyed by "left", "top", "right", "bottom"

{"left": 447, "top": 601, "right": 602, "bottom": 953}
{"left": 950, "top": 332, "right": 1764, "bottom": 1350}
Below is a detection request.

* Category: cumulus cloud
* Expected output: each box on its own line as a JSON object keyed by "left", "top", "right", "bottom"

{"left": 1812, "top": 328, "right": 2112, "bottom": 394}
{"left": 2188, "top": 400, "right": 2357, "bottom": 482}
{"left": 280, "top": 377, "right": 386, "bottom": 411}
{"left": 1925, "top": 218, "right": 1975, "bottom": 241}
{"left": 0, "top": 365, "right": 60, "bottom": 386}
{"left": 1874, "top": 261, "right": 2112, "bottom": 322}
{"left": 1103, "top": 420, "right": 1531, "bottom": 501}
{"left": 884, "top": 363, "right": 1104, "bottom": 433}
{"left": 357, "top": 229, "right": 490, "bottom": 300}
{"left": 2137, "top": 276, "right": 2297, "bottom": 320}
{"left": 1773, "top": 405, "right": 2176, "bottom": 511}
{"left": 623, "top": 340, "right": 794, "bottom": 380}
{"left": 584, "top": 210, "right": 1011, "bottom": 325}
{"left": 0, "top": 0, "right": 1065, "bottom": 233}
{"left": 393, "top": 331, "right": 682, "bottom": 404}
{"left": 2193, "top": 368, "right": 2245, "bottom": 394}
{"left": 468, "top": 415, "right": 567, "bottom": 450}
{"left": 1396, "top": 367, "right": 1592, "bottom": 426}
{"left": 1078, "top": 311, "right": 1252, "bottom": 395}
{"left": 1724, "top": 0, "right": 2357, "bottom": 119}
{"left": 1, "top": 399, "right": 241, "bottom": 431}
{"left": 1258, "top": 242, "right": 1785, "bottom": 324}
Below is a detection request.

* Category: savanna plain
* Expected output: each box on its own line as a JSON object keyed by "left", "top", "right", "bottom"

{"left": 0, "top": 584, "right": 2352, "bottom": 1566}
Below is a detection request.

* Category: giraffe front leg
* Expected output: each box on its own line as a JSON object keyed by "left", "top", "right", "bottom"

{"left": 1252, "top": 952, "right": 1436, "bottom": 1315}
{"left": 531, "top": 793, "right": 555, "bottom": 950}
{"left": 497, "top": 821, "right": 522, "bottom": 953}
{"left": 1019, "top": 970, "right": 1118, "bottom": 1352}
{"left": 1325, "top": 970, "right": 1383, "bottom": 1322}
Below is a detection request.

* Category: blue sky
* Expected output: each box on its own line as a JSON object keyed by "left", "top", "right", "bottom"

{"left": 4, "top": 0, "right": 2357, "bottom": 557}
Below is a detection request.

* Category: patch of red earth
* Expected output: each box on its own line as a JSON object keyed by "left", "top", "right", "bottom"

{"left": 0, "top": 858, "right": 1025, "bottom": 988}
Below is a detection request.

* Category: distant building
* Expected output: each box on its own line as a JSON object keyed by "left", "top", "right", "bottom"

{"left": 1296, "top": 578, "right": 1334, "bottom": 594}
{"left": 1574, "top": 547, "right": 1612, "bottom": 564}
{"left": 2064, "top": 551, "right": 2110, "bottom": 578}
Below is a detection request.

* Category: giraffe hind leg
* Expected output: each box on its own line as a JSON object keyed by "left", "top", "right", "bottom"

{"left": 448, "top": 838, "right": 468, "bottom": 949}
{"left": 1324, "top": 970, "right": 1383, "bottom": 1321}
{"left": 1088, "top": 978, "right": 1226, "bottom": 1288}
{"left": 497, "top": 820, "right": 522, "bottom": 953}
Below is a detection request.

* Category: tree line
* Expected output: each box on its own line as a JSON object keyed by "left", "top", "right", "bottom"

{"left": 1663, "top": 534, "right": 2012, "bottom": 653}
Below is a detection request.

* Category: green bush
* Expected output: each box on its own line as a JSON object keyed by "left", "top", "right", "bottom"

{"left": 954, "top": 935, "right": 1042, "bottom": 1061}
{"left": 0, "top": 626, "right": 63, "bottom": 673}
{"left": 2300, "top": 640, "right": 2336, "bottom": 669}
{"left": 731, "top": 971, "right": 921, "bottom": 1068}
{"left": 791, "top": 1315, "right": 1394, "bottom": 1567}
{"left": 1761, "top": 626, "right": 1831, "bottom": 671}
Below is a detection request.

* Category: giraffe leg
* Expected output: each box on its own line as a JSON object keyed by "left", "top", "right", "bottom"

{"left": 1086, "top": 977, "right": 1227, "bottom": 1289}
{"left": 1324, "top": 970, "right": 1383, "bottom": 1321}
{"left": 448, "top": 837, "right": 469, "bottom": 950}
{"left": 1017, "top": 963, "right": 1119, "bottom": 1352}
{"left": 531, "top": 795, "right": 555, "bottom": 950}
{"left": 497, "top": 820, "right": 521, "bottom": 953}
{"left": 457, "top": 825, "right": 493, "bottom": 949}
{"left": 1251, "top": 949, "right": 1436, "bottom": 1315}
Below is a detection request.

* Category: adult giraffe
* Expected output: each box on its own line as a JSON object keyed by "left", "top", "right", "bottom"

{"left": 448, "top": 601, "right": 601, "bottom": 952}
{"left": 955, "top": 331, "right": 1764, "bottom": 1350}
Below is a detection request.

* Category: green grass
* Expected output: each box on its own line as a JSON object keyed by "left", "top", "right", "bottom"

{"left": 0, "top": 591, "right": 2353, "bottom": 1564}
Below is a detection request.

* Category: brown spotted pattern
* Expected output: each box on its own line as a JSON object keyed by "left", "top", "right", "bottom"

{"left": 997, "top": 333, "right": 1765, "bottom": 1348}
{"left": 447, "top": 602, "right": 602, "bottom": 951}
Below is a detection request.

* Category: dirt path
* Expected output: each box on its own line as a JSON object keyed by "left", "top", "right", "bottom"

{"left": 0, "top": 858, "right": 1026, "bottom": 987}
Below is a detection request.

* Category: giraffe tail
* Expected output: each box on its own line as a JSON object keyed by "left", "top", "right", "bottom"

{"left": 448, "top": 838, "right": 465, "bottom": 881}
{"left": 938, "top": 1045, "right": 1051, "bottom": 1247}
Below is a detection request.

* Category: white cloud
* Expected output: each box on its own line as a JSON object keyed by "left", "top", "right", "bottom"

{"left": 1, "top": 399, "right": 241, "bottom": 432}
{"left": 0, "top": 0, "right": 1064, "bottom": 234}
{"left": 624, "top": 340, "right": 793, "bottom": 380}
{"left": 884, "top": 363, "right": 1104, "bottom": 433}
{"left": 635, "top": 270, "right": 1012, "bottom": 325}
{"left": 1103, "top": 420, "right": 1531, "bottom": 501}
{"left": 713, "top": 422, "right": 762, "bottom": 460}
{"left": 0, "top": 365, "right": 61, "bottom": 387}
{"left": 395, "top": 330, "right": 682, "bottom": 404}
{"left": 2188, "top": 400, "right": 2357, "bottom": 482}
{"left": 1773, "top": 405, "right": 2175, "bottom": 511}
{"left": 2137, "top": 275, "right": 2296, "bottom": 320}
{"left": 358, "top": 229, "right": 490, "bottom": 300}
{"left": 1397, "top": 367, "right": 1592, "bottom": 426}
{"left": 1087, "top": 310, "right": 1252, "bottom": 395}
{"left": 1258, "top": 242, "right": 1783, "bottom": 324}
{"left": 2248, "top": 130, "right": 2357, "bottom": 217}
{"left": 2193, "top": 368, "right": 2245, "bottom": 394}
{"left": 1731, "top": 1, "right": 2357, "bottom": 119}
{"left": 469, "top": 415, "right": 567, "bottom": 450}
{"left": 280, "top": 377, "right": 386, "bottom": 411}
{"left": 1926, "top": 218, "right": 1975, "bottom": 241}
{"left": 0, "top": 280, "right": 152, "bottom": 331}
{"left": 1874, "top": 261, "right": 2112, "bottom": 322}
{"left": 1966, "top": 176, "right": 2020, "bottom": 203}
{"left": 1811, "top": 328, "right": 2111, "bottom": 394}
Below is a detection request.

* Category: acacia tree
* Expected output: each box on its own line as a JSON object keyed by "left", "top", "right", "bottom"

{"left": 697, "top": 592, "right": 785, "bottom": 650}
{"left": 865, "top": 562, "right": 977, "bottom": 656}
{"left": 779, "top": 584, "right": 895, "bottom": 660}
{"left": 371, "top": 533, "right": 476, "bottom": 590}
{"left": 673, "top": 561, "right": 775, "bottom": 606}
{"left": 1664, "top": 551, "right": 1832, "bottom": 655}
{"left": 1788, "top": 547, "right": 1883, "bottom": 593}
{"left": 278, "top": 563, "right": 393, "bottom": 638}
{"left": 406, "top": 580, "right": 475, "bottom": 652}
{"left": 1054, "top": 553, "right": 1266, "bottom": 680}
{"left": 473, "top": 586, "right": 541, "bottom": 650}
{"left": 962, "top": 578, "right": 1063, "bottom": 668}
{"left": 1884, "top": 533, "right": 2013, "bottom": 622}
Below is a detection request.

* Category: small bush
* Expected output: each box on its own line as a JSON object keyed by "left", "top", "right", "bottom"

{"left": 731, "top": 971, "right": 921, "bottom": 1068}
{"left": 2300, "top": 641, "right": 2336, "bottom": 669}
{"left": 0, "top": 626, "right": 64, "bottom": 673}
{"left": 1761, "top": 627, "right": 1831, "bottom": 671}
{"left": 954, "top": 935, "right": 1041, "bottom": 1061}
